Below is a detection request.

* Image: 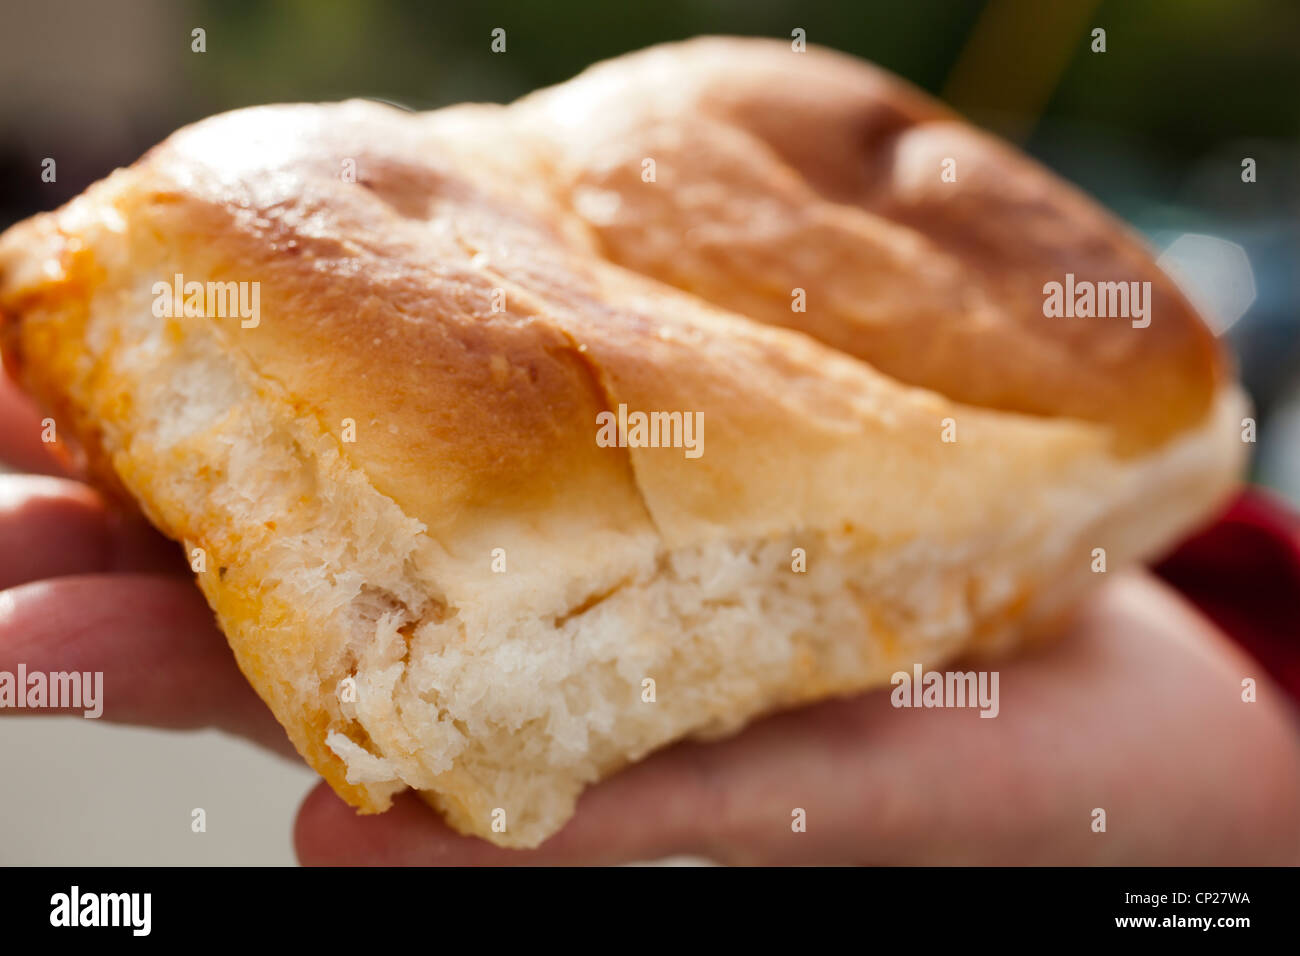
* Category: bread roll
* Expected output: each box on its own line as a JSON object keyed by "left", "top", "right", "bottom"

{"left": 0, "top": 38, "right": 1245, "bottom": 847}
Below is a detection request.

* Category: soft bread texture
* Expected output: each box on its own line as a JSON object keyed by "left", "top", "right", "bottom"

{"left": 0, "top": 38, "right": 1244, "bottom": 847}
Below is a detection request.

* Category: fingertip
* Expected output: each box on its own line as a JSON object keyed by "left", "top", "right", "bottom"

{"left": 293, "top": 782, "right": 350, "bottom": 866}
{"left": 0, "top": 372, "right": 77, "bottom": 477}
{"left": 292, "top": 744, "right": 722, "bottom": 866}
{"left": 294, "top": 784, "right": 505, "bottom": 866}
{"left": 0, "top": 476, "right": 183, "bottom": 587}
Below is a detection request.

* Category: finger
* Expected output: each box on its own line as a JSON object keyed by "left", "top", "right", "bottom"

{"left": 0, "top": 574, "right": 296, "bottom": 757}
{"left": 0, "top": 475, "right": 186, "bottom": 590}
{"left": 0, "top": 371, "right": 74, "bottom": 476}
{"left": 293, "top": 690, "right": 886, "bottom": 866}
{"left": 294, "top": 736, "right": 720, "bottom": 866}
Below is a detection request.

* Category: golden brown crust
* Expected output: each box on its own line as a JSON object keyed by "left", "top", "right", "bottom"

{"left": 512, "top": 37, "right": 1223, "bottom": 451}
{"left": 3, "top": 38, "right": 1223, "bottom": 478}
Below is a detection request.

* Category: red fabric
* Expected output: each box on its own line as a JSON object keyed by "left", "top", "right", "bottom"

{"left": 1155, "top": 488, "right": 1300, "bottom": 702}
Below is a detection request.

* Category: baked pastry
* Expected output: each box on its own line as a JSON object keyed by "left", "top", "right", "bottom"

{"left": 0, "top": 37, "right": 1245, "bottom": 847}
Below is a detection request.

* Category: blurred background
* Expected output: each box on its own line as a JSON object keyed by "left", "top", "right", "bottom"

{"left": 0, "top": 0, "right": 1297, "bottom": 864}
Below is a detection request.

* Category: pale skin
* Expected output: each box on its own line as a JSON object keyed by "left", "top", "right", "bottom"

{"left": 2, "top": 371, "right": 1298, "bottom": 865}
